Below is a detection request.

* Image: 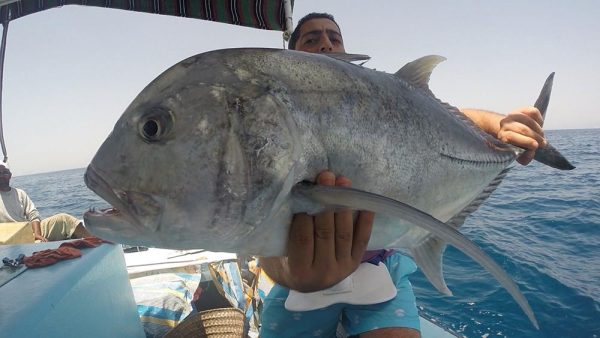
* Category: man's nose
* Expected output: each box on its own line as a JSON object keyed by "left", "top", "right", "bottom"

{"left": 318, "top": 36, "right": 333, "bottom": 52}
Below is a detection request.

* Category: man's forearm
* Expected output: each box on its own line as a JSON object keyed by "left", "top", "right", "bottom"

{"left": 460, "top": 108, "right": 503, "bottom": 136}
{"left": 31, "top": 220, "right": 42, "bottom": 237}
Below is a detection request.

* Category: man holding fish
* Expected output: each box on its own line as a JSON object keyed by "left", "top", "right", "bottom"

{"left": 259, "top": 12, "right": 546, "bottom": 338}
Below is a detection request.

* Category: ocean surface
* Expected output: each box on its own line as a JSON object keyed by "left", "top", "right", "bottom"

{"left": 11, "top": 128, "right": 600, "bottom": 338}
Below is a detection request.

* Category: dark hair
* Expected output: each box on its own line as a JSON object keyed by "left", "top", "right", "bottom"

{"left": 288, "top": 12, "right": 341, "bottom": 50}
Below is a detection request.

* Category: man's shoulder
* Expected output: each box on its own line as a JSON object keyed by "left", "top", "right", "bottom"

{"left": 10, "top": 187, "right": 29, "bottom": 197}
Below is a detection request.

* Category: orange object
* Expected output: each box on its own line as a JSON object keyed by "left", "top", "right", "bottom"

{"left": 23, "top": 237, "right": 109, "bottom": 268}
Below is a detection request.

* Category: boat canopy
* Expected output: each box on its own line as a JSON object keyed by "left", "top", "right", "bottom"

{"left": 0, "top": 0, "right": 295, "bottom": 164}
{"left": 0, "top": 0, "right": 294, "bottom": 33}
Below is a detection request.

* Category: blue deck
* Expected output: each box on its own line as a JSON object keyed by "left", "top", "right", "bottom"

{"left": 0, "top": 241, "right": 145, "bottom": 338}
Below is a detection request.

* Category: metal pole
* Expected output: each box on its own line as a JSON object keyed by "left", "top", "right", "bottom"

{"left": 0, "top": 20, "right": 9, "bottom": 164}
{"left": 282, "top": 0, "right": 293, "bottom": 45}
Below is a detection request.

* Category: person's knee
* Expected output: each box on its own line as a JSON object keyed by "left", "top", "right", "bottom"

{"left": 71, "top": 222, "right": 93, "bottom": 239}
{"left": 46, "top": 213, "right": 78, "bottom": 226}
{"left": 57, "top": 213, "right": 78, "bottom": 223}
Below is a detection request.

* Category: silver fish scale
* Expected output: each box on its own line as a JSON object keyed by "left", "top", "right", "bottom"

{"left": 196, "top": 49, "right": 516, "bottom": 253}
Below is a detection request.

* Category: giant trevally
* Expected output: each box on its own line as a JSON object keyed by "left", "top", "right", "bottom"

{"left": 83, "top": 48, "right": 574, "bottom": 329}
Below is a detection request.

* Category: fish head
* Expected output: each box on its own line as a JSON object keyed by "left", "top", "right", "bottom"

{"left": 84, "top": 50, "right": 289, "bottom": 249}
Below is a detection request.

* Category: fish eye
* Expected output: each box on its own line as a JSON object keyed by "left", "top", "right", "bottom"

{"left": 143, "top": 120, "right": 159, "bottom": 137}
{"left": 138, "top": 108, "right": 174, "bottom": 143}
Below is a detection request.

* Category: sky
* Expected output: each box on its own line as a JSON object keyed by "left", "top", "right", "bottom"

{"left": 3, "top": 0, "right": 599, "bottom": 175}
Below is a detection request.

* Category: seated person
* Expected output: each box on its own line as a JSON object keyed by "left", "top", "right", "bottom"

{"left": 0, "top": 162, "right": 92, "bottom": 242}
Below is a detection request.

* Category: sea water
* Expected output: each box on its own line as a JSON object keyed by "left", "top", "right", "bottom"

{"left": 11, "top": 129, "right": 600, "bottom": 338}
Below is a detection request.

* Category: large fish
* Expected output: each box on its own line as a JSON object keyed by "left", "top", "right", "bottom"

{"left": 84, "top": 48, "right": 574, "bottom": 329}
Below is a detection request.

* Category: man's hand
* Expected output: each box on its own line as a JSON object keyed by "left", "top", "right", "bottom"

{"left": 497, "top": 106, "right": 546, "bottom": 165}
{"left": 260, "top": 170, "right": 375, "bottom": 292}
{"left": 31, "top": 220, "right": 48, "bottom": 242}
{"left": 33, "top": 234, "right": 48, "bottom": 242}
{"left": 461, "top": 106, "right": 546, "bottom": 166}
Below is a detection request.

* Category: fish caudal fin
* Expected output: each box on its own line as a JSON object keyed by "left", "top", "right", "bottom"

{"left": 532, "top": 73, "right": 575, "bottom": 170}
{"left": 291, "top": 182, "right": 540, "bottom": 329}
{"left": 534, "top": 142, "right": 575, "bottom": 170}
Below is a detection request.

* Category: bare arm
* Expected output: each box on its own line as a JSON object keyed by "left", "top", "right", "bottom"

{"left": 30, "top": 220, "right": 47, "bottom": 242}
{"left": 260, "top": 171, "right": 375, "bottom": 292}
{"left": 461, "top": 106, "right": 546, "bottom": 165}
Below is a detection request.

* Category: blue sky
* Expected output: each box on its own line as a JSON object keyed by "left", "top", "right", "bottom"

{"left": 3, "top": 0, "right": 599, "bottom": 175}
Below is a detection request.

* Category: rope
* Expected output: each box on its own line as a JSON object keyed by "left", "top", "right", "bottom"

{"left": 0, "top": 21, "right": 8, "bottom": 164}
{"left": 282, "top": 0, "right": 293, "bottom": 45}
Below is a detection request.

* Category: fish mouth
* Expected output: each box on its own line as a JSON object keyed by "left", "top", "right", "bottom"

{"left": 84, "top": 165, "right": 163, "bottom": 232}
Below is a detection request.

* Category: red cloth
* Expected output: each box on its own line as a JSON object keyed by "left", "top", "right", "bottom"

{"left": 23, "top": 237, "right": 109, "bottom": 268}
{"left": 59, "top": 236, "right": 109, "bottom": 249}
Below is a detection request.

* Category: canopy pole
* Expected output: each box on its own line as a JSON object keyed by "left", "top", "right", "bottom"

{"left": 282, "top": 0, "right": 293, "bottom": 47}
{"left": 0, "top": 20, "right": 9, "bottom": 164}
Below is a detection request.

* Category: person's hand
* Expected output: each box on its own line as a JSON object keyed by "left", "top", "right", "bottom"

{"left": 284, "top": 170, "right": 375, "bottom": 292}
{"left": 34, "top": 234, "right": 48, "bottom": 242}
{"left": 497, "top": 106, "right": 546, "bottom": 165}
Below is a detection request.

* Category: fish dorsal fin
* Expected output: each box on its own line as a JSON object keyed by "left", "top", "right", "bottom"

{"left": 324, "top": 52, "right": 371, "bottom": 63}
{"left": 394, "top": 55, "right": 446, "bottom": 93}
{"left": 446, "top": 167, "right": 511, "bottom": 229}
{"left": 396, "top": 55, "right": 505, "bottom": 147}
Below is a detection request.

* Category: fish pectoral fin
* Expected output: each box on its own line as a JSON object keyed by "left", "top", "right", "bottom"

{"left": 291, "top": 182, "right": 539, "bottom": 329}
{"left": 410, "top": 236, "right": 452, "bottom": 296}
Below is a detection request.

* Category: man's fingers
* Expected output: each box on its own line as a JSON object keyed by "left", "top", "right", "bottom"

{"left": 501, "top": 108, "right": 546, "bottom": 150}
{"left": 313, "top": 171, "right": 337, "bottom": 266}
{"left": 498, "top": 107, "right": 548, "bottom": 167}
{"left": 352, "top": 210, "right": 374, "bottom": 261}
{"left": 287, "top": 213, "right": 316, "bottom": 272}
{"left": 34, "top": 235, "right": 48, "bottom": 242}
{"left": 510, "top": 106, "right": 544, "bottom": 126}
{"left": 334, "top": 176, "right": 354, "bottom": 262}
{"left": 498, "top": 121, "right": 546, "bottom": 151}
{"left": 517, "top": 150, "right": 536, "bottom": 165}
{"left": 498, "top": 130, "right": 540, "bottom": 150}
{"left": 502, "top": 113, "right": 544, "bottom": 137}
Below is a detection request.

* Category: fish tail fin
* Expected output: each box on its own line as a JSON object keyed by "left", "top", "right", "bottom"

{"left": 534, "top": 142, "right": 575, "bottom": 170}
{"left": 533, "top": 73, "right": 575, "bottom": 170}
{"left": 410, "top": 236, "right": 452, "bottom": 296}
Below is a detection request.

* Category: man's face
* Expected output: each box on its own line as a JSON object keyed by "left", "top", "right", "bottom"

{"left": 0, "top": 168, "right": 11, "bottom": 185}
{"left": 294, "top": 18, "right": 345, "bottom": 53}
